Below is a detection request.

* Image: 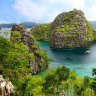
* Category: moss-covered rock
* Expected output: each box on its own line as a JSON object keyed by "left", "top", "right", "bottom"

{"left": 31, "top": 23, "right": 51, "bottom": 41}
{"left": 51, "top": 9, "right": 94, "bottom": 48}
{"left": 11, "top": 24, "right": 49, "bottom": 74}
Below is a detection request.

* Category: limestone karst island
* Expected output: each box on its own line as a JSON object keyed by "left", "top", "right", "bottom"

{"left": 0, "top": 0, "right": 96, "bottom": 96}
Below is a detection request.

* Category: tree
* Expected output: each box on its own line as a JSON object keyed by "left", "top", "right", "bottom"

{"left": 19, "top": 76, "right": 44, "bottom": 96}
{"left": 56, "top": 66, "right": 70, "bottom": 82}
{"left": 0, "top": 36, "right": 34, "bottom": 95}
{"left": 91, "top": 68, "right": 96, "bottom": 95}
{"left": 81, "top": 88, "right": 94, "bottom": 96}
{"left": 43, "top": 66, "right": 70, "bottom": 95}
{"left": 0, "top": 36, "right": 11, "bottom": 64}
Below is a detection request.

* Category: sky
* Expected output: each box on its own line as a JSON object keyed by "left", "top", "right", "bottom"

{"left": 0, "top": 0, "right": 96, "bottom": 24}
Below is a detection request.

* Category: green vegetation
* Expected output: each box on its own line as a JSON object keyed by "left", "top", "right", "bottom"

{"left": 50, "top": 9, "right": 94, "bottom": 48}
{"left": 0, "top": 41, "right": 95, "bottom": 96}
{"left": 0, "top": 36, "right": 32, "bottom": 94}
{"left": 0, "top": 36, "right": 48, "bottom": 95}
{"left": 11, "top": 30, "right": 22, "bottom": 43}
{"left": 42, "top": 66, "right": 95, "bottom": 96}
{"left": 93, "top": 29, "right": 96, "bottom": 41}
{"left": 30, "top": 9, "right": 95, "bottom": 48}
{"left": 11, "top": 24, "right": 50, "bottom": 74}
{"left": 31, "top": 23, "right": 51, "bottom": 41}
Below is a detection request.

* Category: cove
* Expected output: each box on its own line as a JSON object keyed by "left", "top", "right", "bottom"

{"left": 38, "top": 41, "right": 96, "bottom": 77}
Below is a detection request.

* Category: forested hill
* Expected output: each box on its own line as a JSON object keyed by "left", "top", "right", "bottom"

{"left": 0, "top": 21, "right": 96, "bottom": 28}
{"left": 0, "top": 22, "right": 37, "bottom": 28}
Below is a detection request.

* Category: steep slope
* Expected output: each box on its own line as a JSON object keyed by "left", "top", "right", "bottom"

{"left": 11, "top": 24, "right": 49, "bottom": 74}
{"left": 50, "top": 9, "right": 93, "bottom": 48}
{"left": 31, "top": 9, "right": 93, "bottom": 48}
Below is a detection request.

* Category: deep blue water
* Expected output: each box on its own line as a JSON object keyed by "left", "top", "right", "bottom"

{"left": 39, "top": 41, "right": 96, "bottom": 77}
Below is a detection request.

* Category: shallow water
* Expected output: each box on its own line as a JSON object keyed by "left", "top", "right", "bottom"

{"left": 39, "top": 41, "right": 96, "bottom": 77}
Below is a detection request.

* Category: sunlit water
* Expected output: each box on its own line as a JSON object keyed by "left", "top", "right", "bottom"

{"left": 0, "top": 28, "right": 96, "bottom": 77}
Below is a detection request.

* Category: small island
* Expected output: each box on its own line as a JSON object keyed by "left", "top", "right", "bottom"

{"left": 31, "top": 9, "right": 94, "bottom": 48}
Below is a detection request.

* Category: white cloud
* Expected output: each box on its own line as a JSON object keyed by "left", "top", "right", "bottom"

{"left": 84, "top": 0, "right": 96, "bottom": 21}
{"left": 55, "top": 0, "right": 84, "bottom": 10}
{"left": 13, "top": 0, "right": 46, "bottom": 22}
{"left": 85, "top": 4, "right": 96, "bottom": 21}
{"left": 13, "top": 0, "right": 96, "bottom": 22}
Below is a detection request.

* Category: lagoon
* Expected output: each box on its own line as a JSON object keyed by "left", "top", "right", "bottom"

{"left": 39, "top": 41, "right": 96, "bottom": 77}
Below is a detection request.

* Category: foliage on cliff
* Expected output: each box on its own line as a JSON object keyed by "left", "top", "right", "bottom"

{"left": 31, "top": 9, "right": 94, "bottom": 48}
{"left": 10, "top": 24, "right": 50, "bottom": 74}
{"left": 50, "top": 9, "right": 94, "bottom": 48}
{"left": 31, "top": 23, "right": 51, "bottom": 41}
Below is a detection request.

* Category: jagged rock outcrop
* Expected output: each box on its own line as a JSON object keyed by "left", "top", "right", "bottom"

{"left": 11, "top": 24, "right": 48, "bottom": 74}
{"left": 50, "top": 9, "right": 93, "bottom": 48}
{"left": 0, "top": 75, "right": 14, "bottom": 96}
{"left": 31, "top": 9, "right": 93, "bottom": 48}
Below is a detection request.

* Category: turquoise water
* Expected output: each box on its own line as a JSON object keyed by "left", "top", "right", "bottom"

{"left": 39, "top": 41, "right": 96, "bottom": 77}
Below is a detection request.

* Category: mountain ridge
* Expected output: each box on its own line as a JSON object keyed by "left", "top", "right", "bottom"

{"left": 0, "top": 22, "right": 37, "bottom": 28}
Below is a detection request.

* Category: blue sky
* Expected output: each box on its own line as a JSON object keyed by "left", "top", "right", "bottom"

{"left": 0, "top": 0, "right": 96, "bottom": 23}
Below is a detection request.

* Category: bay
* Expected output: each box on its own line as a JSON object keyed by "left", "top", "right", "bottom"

{"left": 39, "top": 41, "right": 96, "bottom": 77}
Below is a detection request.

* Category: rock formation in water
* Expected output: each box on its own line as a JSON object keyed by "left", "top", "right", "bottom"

{"left": 0, "top": 75, "right": 14, "bottom": 96}
{"left": 50, "top": 9, "right": 93, "bottom": 48}
{"left": 31, "top": 9, "right": 94, "bottom": 48}
{"left": 11, "top": 24, "right": 49, "bottom": 74}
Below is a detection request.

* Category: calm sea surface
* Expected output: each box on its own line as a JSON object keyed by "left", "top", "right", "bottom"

{"left": 39, "top": 41, "right": 96, "bottom": 77}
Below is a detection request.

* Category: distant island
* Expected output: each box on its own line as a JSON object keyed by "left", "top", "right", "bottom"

{"left": 0, "top": 22, "right": 37, "bottom": 28}
{"left": 0, "top": 21, "right": 96, "bottom": 29}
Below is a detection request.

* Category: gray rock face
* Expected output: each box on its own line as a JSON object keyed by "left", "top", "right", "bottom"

{"left": 51, "top": 32, "right": 64, "bottom": 48}
{"left": 50, "top": 9, "right": 93, "bottom": 48}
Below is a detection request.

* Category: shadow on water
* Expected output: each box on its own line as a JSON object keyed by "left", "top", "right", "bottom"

{"left": 50, "top": 47, "right": 89, "bottom": 55}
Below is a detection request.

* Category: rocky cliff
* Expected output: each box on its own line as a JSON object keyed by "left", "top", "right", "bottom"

{"left": 31, "top": 9, "right": 94, "bottom": 48}
{"left": 50, "top": 9, "right": 93, "bottom": 48}
{"left": 11, "top": 24, "right": 49, "bottom": 74}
